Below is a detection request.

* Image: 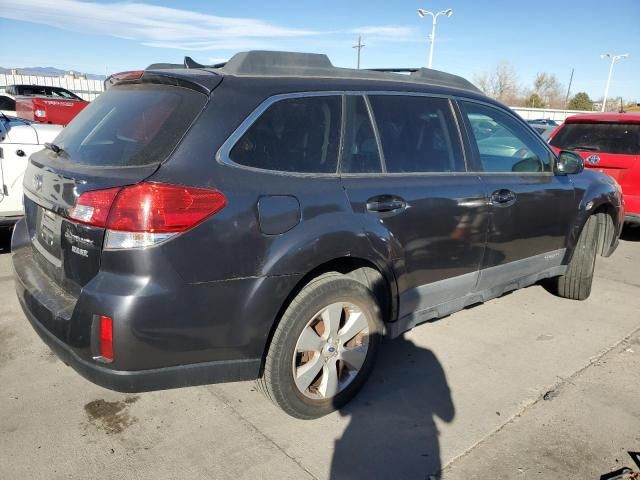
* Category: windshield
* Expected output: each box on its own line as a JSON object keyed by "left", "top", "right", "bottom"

{"left": 53, "top": 84, "right": 207, "bottom": 167}
{"left": 550, "top": 122, "right": 640, "bottom": 155}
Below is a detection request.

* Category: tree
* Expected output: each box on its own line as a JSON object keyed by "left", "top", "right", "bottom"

{"left": 568, "top": 92, "right": 593, "bottom": 111}
{"left": 473, "top": 61, "right": 519, "bottom": 103}
{"left": 532, "top": 72, "right": 563, "bottom": 108}
{"left": 526, "top": 93, "right": 545, "bottom": 108}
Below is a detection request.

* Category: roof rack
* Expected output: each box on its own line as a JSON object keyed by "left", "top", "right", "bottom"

{"left": 146, "top": 51, "right": 481, "bottom": 94}
{"left": 366, "top": 68, "right": 419, "bottom": 73}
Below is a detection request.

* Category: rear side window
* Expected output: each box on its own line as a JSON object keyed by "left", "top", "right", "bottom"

{"left": 368, "top": 95, "right": 463, "bottom": 173}
{"left": 230, "top": 96, "right": 341, "bottom": 173}
{"left": 54, "top": 84, "right": 207, "bottom": 167}
{"left": 550, "top": 123, "right": 640, "bottom": 155}
{"left": 461, "top": 101, "right": 553, "bottom": 173}
{"left": 341, "top": 96, "right": 381, "bottom": 173}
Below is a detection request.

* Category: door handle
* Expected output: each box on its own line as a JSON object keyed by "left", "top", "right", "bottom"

{"left": 16, "top": 149, "right": 26, "bottom": 157}
{"left": 366, "top": 195, "right": 407, "bottom": 216}
{"left": 490, "top": 189, "right": 516, "bottom": 207}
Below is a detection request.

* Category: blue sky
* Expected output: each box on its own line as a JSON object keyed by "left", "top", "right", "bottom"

{"left": 1, "top": 0, "right": 638, "bottom": 101}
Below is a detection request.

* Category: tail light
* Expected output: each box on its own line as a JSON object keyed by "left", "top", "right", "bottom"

{"left": 99, "top": 315, "right": 114, "bottom": 361}
{"left": 69, "top": 183, "right": 227, "bottom": 249}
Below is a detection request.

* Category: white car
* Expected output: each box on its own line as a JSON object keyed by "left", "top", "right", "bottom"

{"left": 0, "top": 114, "right": 62, "bottom": 227}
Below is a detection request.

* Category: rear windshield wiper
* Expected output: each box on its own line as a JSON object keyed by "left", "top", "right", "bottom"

{"left": 566, "top": 145, "right": 600, "bottom": 152}
{"left": 44, "top": 142, "right": 64, "bottom": 155}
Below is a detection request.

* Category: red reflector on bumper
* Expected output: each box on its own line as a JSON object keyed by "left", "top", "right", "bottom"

{"left": 99, "top": 315, "right": 113, "bottom": 361}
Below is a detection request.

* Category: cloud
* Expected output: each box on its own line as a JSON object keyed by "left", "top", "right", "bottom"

{"left": 0, "top": 0, "right": 419, "bottom": 52}
{"left": 0, "top": 0, "right": 317, "bottom": 50}
{"left": 349, "top": 25, "right": 418, "bottom": 40}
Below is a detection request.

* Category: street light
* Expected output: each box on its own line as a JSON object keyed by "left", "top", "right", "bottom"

{"left": 600, "top": 53, "right": 628, "bottom": 112}
{"left": 417, "top": 7, "right": 453, "bottom": 69}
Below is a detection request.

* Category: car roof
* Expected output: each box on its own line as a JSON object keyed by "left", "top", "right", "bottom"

{"left": 564, "top": 112, "right": 640, "bottom": 124}
{"left": 143, "top": 50, "right": 483, "bottom": 97}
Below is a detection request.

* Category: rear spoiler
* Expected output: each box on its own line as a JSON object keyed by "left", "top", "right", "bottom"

{"left": 103, "top": 61, "right": 222, "bottom": 94}
{"left": 145, "top": 57, "right": 227, "bottom": 71}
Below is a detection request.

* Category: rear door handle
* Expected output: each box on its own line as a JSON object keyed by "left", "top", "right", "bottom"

{"left": 490, "top": 189, "right": 516, "bottom": 207}
{"left": 366, "top": 195, "right": 407, "bottom": 217}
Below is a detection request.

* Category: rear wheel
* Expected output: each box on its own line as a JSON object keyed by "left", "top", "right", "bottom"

{"left": 549, "top": 215, "right": 599, "bottom": 300}
{"left": 258, "top": 273, "right": 382, "bottom": 419}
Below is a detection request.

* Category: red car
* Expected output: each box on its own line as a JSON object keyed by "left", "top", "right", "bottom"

{"left": 8, "top": 84, "right": 89, "bottom": 126}
{"left": 549, "top": 112, "right": 640, "bottom": 225}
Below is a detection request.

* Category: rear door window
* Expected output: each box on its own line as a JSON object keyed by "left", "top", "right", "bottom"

{"left": 461, "top": 101, "right": 553, "bottom": 173}
{"left": 341, "top": 96, "right": 382, "bottom": 173}
{"left": 53, "top": 84, "right": 207, "bottom": 167}
{"left": 550, "top": 123, "right": 640, "bottom": 155}
{"left": 368, "top": 95, "right": 464, "bottom": 173}
{"left": 229, "top": 96, "right": 341, "bottom": 173}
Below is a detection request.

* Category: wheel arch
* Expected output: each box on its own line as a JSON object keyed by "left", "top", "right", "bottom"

{"left": 567, "top": 201, "right": 619, "bottom": 264}
{"left": 258, "top": 255, "right": 398, "bottom": 373}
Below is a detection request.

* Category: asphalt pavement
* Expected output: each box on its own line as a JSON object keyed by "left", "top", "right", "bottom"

{"left": 1, "top": 226, "right": 639, "bottom": 479}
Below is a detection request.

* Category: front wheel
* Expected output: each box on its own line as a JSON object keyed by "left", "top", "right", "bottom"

{"left": 258, "top": 273, "right": 383, "bottom": 419}
{"left": 548, "top": 215, "right": 599, "bottom": 300}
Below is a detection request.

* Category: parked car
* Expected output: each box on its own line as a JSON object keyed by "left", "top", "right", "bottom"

{"left": 528, "top": 118, "right": 558, "bottom": 126}
{"left": 12, "top": 51, "right": 623, "bottom": 419}
{"left": 0, "top": 114, "right": 61, "bottom": 228}
{"left": 549, "top": 112, "right": 639, "bottom": 225}
{"left": 2, "top": 85, "right": 89, "bottom": 125}
{"left": 531, "top": 124, "right": 557, "bottom": 141}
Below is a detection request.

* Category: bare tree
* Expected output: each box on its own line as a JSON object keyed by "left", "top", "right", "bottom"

{"left": 473, "top": 61, "right": 519, "bottom": 104}
{"left": 532, "top": 72, "right": 563, "bottom": 108}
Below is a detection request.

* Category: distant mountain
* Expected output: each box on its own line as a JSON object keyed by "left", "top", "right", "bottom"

{"left": 0, "top": 66, "right": 106, "bottom": 80}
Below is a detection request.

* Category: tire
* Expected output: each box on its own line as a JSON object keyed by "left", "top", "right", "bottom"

{"left": 257, "top": 272, "right": 383, "bottom": 419}
{"left": 550, "top": 215, "right": 599, "bottom": 300}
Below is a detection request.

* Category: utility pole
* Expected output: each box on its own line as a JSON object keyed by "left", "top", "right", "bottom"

{"left": 352, "top": 36, "right": 365, "bottom": 69}
{"left": 601, "top": 53, "right": 628, "bottom": 112}
{"left": 564, "top": 68, "right": 574, "bottom": 108}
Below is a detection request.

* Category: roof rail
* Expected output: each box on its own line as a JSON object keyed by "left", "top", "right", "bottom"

{"left": 219, "top": 51, "right": 333, "bottom": 76}
{"left": 409, "top": 68, "right": 480, "bottom": 93}
{"left": 145, "top": 51, "right": 481, "bottom": 94}
{"left": 366, "top": 68, "right": 420, "bottom": 73}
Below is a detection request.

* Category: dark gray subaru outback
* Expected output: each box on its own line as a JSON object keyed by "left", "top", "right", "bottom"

{"left": 12, "top": 51, "right": 623, "bottom": 419}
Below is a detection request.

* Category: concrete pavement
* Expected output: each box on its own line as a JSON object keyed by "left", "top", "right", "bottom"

{"left": 1, "top": 226, "right": 639, "bottom": 479}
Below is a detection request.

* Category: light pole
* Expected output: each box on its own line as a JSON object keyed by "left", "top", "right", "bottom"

{"left": 600, "top": 53, "right": 628, "bottom": 112}
{"left": 417, "top": 7, "right": 453, "bottom": 69}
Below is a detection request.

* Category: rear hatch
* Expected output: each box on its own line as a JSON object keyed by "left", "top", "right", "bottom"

{"left": 549, "top": 121, "right": 640, "bottom": 185}
{"left": 23, "top": 79, "right": 211, "bottom": 296}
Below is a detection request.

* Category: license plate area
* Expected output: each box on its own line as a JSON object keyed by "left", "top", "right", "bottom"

{"left": 33, "top": 207, "right": 63, "bottom": 267}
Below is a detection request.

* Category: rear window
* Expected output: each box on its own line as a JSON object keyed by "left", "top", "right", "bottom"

{"left": 550, "top": 122, "right": 640, "bottom": 155}
{"left": 53, "top": 84, "right": 207, "bottom": 167}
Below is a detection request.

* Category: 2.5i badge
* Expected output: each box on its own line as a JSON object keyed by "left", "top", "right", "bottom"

{"left": 64, "top": 229, "right": 93, "bottom": 258}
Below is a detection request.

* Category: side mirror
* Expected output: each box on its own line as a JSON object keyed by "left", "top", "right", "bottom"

{"left": 556, "top": 150, "right": 584, "bottom": 175}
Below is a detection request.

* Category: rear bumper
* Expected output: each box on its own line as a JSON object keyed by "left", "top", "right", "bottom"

{"left": 11, "top": 218, "right": 300, "bottom": 392}
{"left": 0, "top": 215, "right": 21, "bottom": 228}
{"left": 19, "top": 294, "right": 260, "bottom": 392}
{"left": 624, "top": 194, "right": 640, "bottom": 222}
{"left": 625, "top": 213, "right": 640, "bottom": 225}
